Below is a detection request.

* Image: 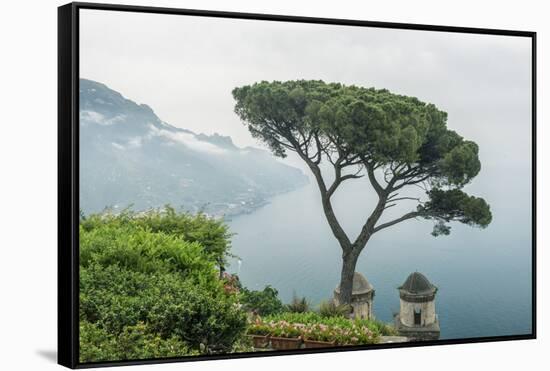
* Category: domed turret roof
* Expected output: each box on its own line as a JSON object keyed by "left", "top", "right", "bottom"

{"left": 335, "top": 272, "right": 374, "bottom": 295}
{"left": 399, "top": 272, "right": 437, "bottom": 295}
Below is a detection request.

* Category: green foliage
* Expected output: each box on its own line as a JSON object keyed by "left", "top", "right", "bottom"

{"left": 146, "top": 275, "right": 247, "bottom": 352}
{"left": 262, "top": 312, "right": 392, "bottom": 333}
{"left": 79, "top": 209, "right": 247, "bottom": 362}
{"left": 301, "top": 323, "right": 377, "bottom": 345}
{"left": 80, "top": 264, "right": 247, "bottom": 350}
{"left": 257, "top": 321, "right": 303, "bottom": 338}
{"left": 80, "top": 206, "right": 232, "bottom": 270}
{"left": 80, "top": 225, "right": 217, "bottom": 284}
{"left": 234, "top": 80, "right": 442, "bottom": 165}
{"left": 246, "top": 322, "right": 272, "bottom": 336}
{"left": 286, "top": 294, "right": 310, "bottom": 313}
{"left": 438, "top": 141, "right": 481, "bottom": 186}
{"left": 240, "top": 285, "right": 285, "bottom": 316}
{"left": 319, "top": 300, "right": 352, "bottom": 318}
{"left": 80, "top": 321, "right": 197, "bottom": 363}
{"left": 229, "top": 336, "right": 255, "bottom": 353}
{"left": 249, "top": 312, "right": 392, "bottom": 345}
{"left": 232, "top": 80, "right": 492, "bottom": 236}
{"left": 421, "top": 188, "right": 492, "bottom": 236}
{"left": 369, "top": 320, "right": 398, "bottom": 336}
{"left": 265, "top": 311, "right": 323, "bottom": 324}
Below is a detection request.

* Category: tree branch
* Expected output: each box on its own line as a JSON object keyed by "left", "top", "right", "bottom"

{"left": 365, "top": 161, "right": 384, "bottom": 196}
{"left": 292, "top": 144, "right": 352, "bottom": 251}
{"left": 388, "top": 197, "right": 422, "bottom": 203}
{"left": 390, "top": 164, "right": 436, "bottom": 192}
{"left": 327, "top": 170, "right": 364, "bottom": 198}
{"left": 312, "top": 133, "right": 323, "bottom": 164}
{"left": 353, "top": 195, "right": 387, "bottom": 251}
{"left": 249, "top": 126, "right": 295, "bottom": 152}
{"left": 372, "top": 211, "right": 422, "bottom": 234}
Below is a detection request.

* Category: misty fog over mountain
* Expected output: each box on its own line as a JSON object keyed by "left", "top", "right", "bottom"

{"left": 79, "top": 79, "right": 308, "bottom": 216}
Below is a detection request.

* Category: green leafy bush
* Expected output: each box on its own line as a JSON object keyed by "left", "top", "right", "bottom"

{"left": 240, "top": 285, "right": 285, "bottom": 316}
{"left": 80, "top": 264, "right": 247, "bottom": 350}
{"left": 80, "top": 321, "right": 197, "bottom": 363}
{"left": 80, "top": 206, "right": 232, "bottom": 270}
{"left": 147, "top": 275, "right": 247, "bottom": 352}
{"left": 79, "top": 209, "right": 247, "bottom": 361}
{"left": 80, "top": 223, "right": 217, "bottom": 284}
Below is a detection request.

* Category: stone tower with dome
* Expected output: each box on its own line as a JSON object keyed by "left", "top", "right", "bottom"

{"left": 333, "top": 272, "right": 375, "bottom": 319}
{"left": 394, "top": 272, "right": 440, "bottom": 340}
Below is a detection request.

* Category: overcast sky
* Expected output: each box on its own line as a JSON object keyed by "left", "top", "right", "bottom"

{"left": 80, "top": 9, "right": 533, "bottom": 232}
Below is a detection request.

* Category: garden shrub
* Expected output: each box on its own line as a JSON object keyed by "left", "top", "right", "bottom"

{"left": 80, "top": 206, "right": 232, "bottom": 270}
{"left": 79, "top": 208, "right": 247, "bottom": 361}
{"left": 79, "top": 321, "right": 196, "bottom": 362}
{"left": 80, "top": 224, "right": 217, "bottom": 284}
{"left": 240, "top": 285, "right": 285, "bottom": 316}
{"left": 147, "top": 274, "right": 247, "bottom": 352}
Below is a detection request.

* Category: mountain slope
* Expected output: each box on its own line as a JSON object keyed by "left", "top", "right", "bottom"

{"left": 79, "top": 79, "right": 308, "bottom": 216}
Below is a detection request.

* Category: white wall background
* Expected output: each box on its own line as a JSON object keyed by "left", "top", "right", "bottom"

{"left": 0, "top": 0, "right": 546, "bottom": 370}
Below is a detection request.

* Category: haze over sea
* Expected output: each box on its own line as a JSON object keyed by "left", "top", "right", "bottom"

{"left": 228, "top": 169, "right": 532, "bottom": 340}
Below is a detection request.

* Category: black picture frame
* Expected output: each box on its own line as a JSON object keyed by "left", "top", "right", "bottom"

{"left": 58, "top": 2, "right": 537, "bottom": 368}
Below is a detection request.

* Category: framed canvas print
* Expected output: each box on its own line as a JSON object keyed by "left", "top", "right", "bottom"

{"left": 58, "top": 2, "right": 536, "bottom": 368}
